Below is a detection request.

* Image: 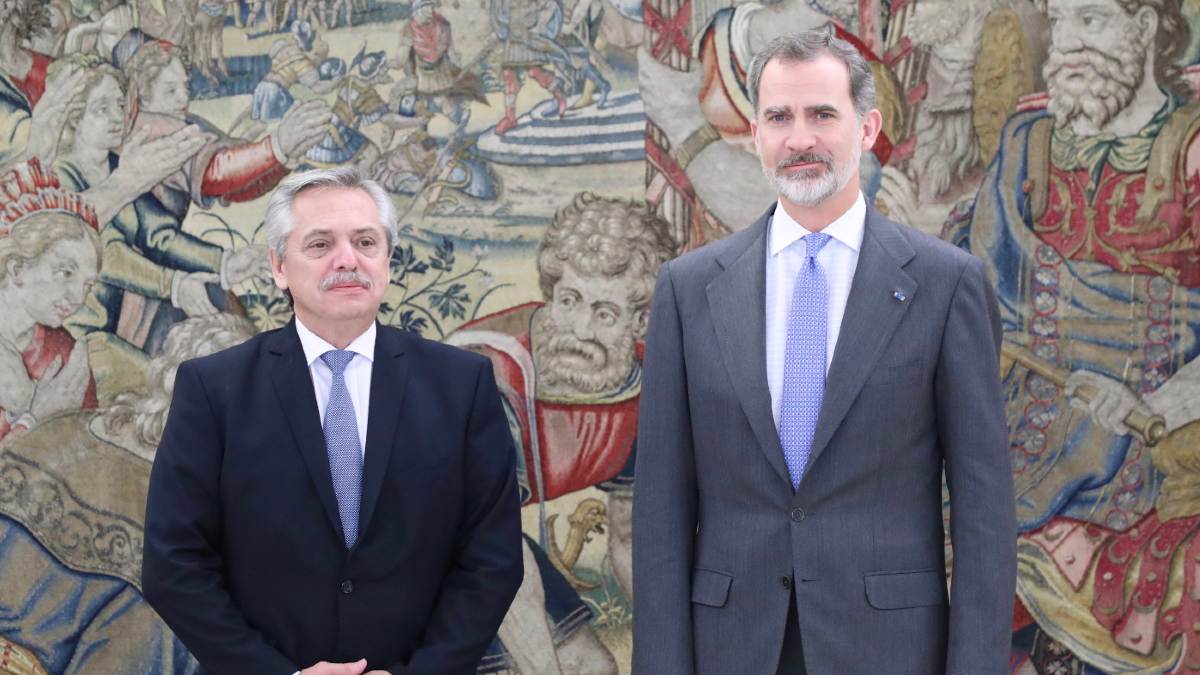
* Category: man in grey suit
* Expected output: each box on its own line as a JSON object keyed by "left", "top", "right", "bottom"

{"left": 632, "top": 31, "right": 1016, "bottom": 674}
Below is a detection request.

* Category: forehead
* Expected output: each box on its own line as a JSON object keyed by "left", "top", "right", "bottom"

{"left": 555, "top": 262, "right": 638, "bottom": 298}
{"left": 39, "top": 234, "right": 97, "bottom": 266}
{"left": 87, "top": 74, "right": 122, "bottom": 100}
{"left": 290, "top": 186, "right": 384, "bottom": 232}
{"left": 1047, "top": 0, "right": 1125, "bottom": 14}
{"left": 758, "top": 54, "right": 854, "bottom": 110}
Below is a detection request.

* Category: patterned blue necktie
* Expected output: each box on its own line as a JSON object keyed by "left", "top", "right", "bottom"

{"left": 321, "top": 349, "right": 362, "bottom": 548}
{"left": 779, "top": 232, "right": 831, "bottom": 491}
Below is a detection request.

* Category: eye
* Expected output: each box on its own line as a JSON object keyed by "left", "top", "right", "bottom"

{"left": 595, "top": 308, "right": 617, "bottom": 326}
{"left": 308, "top": 240, "right": 329, "bottom": 251}
{"left": 559, "top": 294, "right": 576, "bottom": 308}
{"left": 358, "top": 237, "right": 376, "bottom": 248}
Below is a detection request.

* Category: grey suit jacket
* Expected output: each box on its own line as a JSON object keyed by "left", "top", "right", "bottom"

{"left": 632, "top": 204, "right": 1016, "bottom": 674}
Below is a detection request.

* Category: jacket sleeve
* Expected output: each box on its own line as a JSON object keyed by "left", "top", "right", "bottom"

{"left": 938, "top": 255, "right": 1017, "bottom": 675}
{"left": 141, "top": 361, "right": 297, "bottom": 675}
{"left": 632, "top": 262, "right": 699, "bottom": 674}
{"left": 388, "top": 359, "right": 524, "bottom": 675}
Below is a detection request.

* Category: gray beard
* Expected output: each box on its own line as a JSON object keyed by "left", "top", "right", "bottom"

{"left": 531, "top": 308, "right": 636, "bottom": 397}
{"left": 760, "top": 141, "right": 862, "bottom": 208}
{"left": 1044, "top": 28, "right": 1147, "bottom": 131}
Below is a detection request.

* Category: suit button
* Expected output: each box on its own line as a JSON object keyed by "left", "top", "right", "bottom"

{"left": 780, "top": 576, "right": 793, "bottom": 589}
{"left": 790, "top": 507, "right": 806, "bottom": 522}
{"left": 341, "top": 580, "right": 354, "bottom": 594}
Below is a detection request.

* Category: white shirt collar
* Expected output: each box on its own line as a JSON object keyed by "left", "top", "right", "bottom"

{"left": 768, "top": 191, "right": 866, "bottom": 257}
{"left": 294, "top": 317, "right": 376, "bottom": 367}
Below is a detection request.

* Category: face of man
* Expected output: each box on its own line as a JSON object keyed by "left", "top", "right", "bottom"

{"left": 751, "top": 54, "right": 879, "bottom": 209}
{"left": 532, "top": 262, "right": 646, "bottom": 397}
{"left": 1044, "top": 0, "right": 1154, "bottom": 130}
{"left": 415, "top": 5, "right": 434, "bottom": 23}
{"left": 77, "top": 75, "right": 125, "bottom": 152}
{"left": 270, "top": 187, "right": 391, "bottom": 336}
{"left": 143, "top": 57, "right": 190, "bottom": 118}
{"left": 9, "top": 230, "right": 98, "bottom": 330}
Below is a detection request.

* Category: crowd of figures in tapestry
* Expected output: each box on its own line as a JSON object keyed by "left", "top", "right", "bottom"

{"left": 1, "top": 0, "right": 1200, "bottom": 672}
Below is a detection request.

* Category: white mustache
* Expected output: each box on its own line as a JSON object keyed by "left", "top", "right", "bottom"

{"left": 319, "top": 271, "right": 373, "bottom": 291}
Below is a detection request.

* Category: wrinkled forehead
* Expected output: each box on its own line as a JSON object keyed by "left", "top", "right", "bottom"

{"left": 1047, "top": 0, "right": 1130, "bottom": 17}
{"left": 289, "top": 186, "right": 386, "bottom": 234}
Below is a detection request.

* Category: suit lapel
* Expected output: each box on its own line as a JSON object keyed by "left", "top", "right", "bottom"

{"left": 706, "top": 208, "right": 792, "bottom": 488}
{"left": 356, "top": 325, "right": 410, "bottom": 543}
{"left": 267, "top": 321, "right": 344, "bottom": 540}
{"left": 802, "top": 209, "right": 917, "bottom": 484}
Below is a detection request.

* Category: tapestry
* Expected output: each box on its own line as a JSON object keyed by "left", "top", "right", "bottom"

{"left": 0, "top": 0, "right": 1197, "bottom": 672}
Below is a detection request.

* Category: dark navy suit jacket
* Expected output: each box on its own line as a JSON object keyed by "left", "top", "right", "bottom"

{"left": 142, "top": 321, "right": 523, "bottom": 674}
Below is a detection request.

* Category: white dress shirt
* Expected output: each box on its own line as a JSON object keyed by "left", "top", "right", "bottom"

{"left": 295, "top": 317, "right": 374, "bottom": 456}
{"left": 765, "top": 192, "right": 866, "bottom": 430}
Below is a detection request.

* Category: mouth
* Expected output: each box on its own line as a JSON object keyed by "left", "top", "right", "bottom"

{"left": 783, "top": 161, "right": 826, "bottom": 171}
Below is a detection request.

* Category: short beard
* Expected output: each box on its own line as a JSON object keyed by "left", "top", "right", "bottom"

{"left": 760, "top": 140, "right": 862, "bottom": 208}
{"left": 1044, "top": 24, "right": 1147, "bottom": 131}
{"left": 531, "top": 308, "right": 636, "bottom": 397}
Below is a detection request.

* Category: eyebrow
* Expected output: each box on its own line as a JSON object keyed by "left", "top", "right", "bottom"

{"left": 762, "top": 104, "right": 840, "bottom": 116}
{"left": 302, "top": 227, "right": 382, "bottom": 240}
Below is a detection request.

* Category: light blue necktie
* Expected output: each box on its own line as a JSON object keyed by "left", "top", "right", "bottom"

{"left": 779, "top": 232, "right": 831, "bottom": 491}
{"left": 321, "top": 349, "right": 363, "bottom": 548}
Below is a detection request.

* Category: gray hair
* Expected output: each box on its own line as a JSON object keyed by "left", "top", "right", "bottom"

{"left": 746, "top": 30, "right": 877, "bottom": 117}
{"left": 264, "top": 166, "right": 398, "bottom": 258}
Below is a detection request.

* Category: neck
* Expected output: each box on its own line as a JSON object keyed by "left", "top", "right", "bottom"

{"left": 777, "top": 178, "right": 861, "bottom": 231}
{"left": 0, "top": 28, "right": 31, "bottom": 81}
{"left": 298, "top": 312, "right": 374, "bottom": 350}
{"left": 63, "top": 142, "right": 112, "bottom": 184}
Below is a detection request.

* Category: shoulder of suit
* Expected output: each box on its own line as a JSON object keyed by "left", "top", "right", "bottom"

{"left": 881, "top": 213, "right": 977, "bottom": 271}
{"left": 380, "top": 324, "right": 491, "bottom": 370}
{"left": 667, "top": 217, "right": 766, "bottom": 274}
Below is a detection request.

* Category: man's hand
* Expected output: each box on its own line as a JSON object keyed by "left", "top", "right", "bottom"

{"left": 1065, "top": 369, "right": 1146, "bottom": 436}
{"left": 275, "top": 99, "right": 332, "bottom": 160}
{"left": 299, "top": 659, "right": 367, "bottom": 675}
{"left": 26, "top": 66, "right": 90, "bottom": 164}
{"left": 222, "top": 244, "right": 271, "bottom": 286}
{"left": 175, "top": 272, "right": 221, "bottom": 317}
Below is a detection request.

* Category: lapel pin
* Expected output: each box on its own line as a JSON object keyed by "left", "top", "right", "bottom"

{"left": 893, "top": 290, "right": 907, "bottom": 302}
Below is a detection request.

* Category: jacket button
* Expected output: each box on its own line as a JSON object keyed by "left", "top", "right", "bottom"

{"left": 780, "top": 575, "right": 793, "bottom": 589}
{"left": 341, "top": 580, "right": 354, "bottom": 594}
{"left": 790, "top": 507, "right": 806, "bottom": 522}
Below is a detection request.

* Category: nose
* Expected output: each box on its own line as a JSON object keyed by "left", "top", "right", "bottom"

{"left": 331, "top": 239, "right": 359, "bottom": 270}
{"left": 784, "top": 120, "right": 818, "bottom": 153}
{"left": 571, "top": 313, "right": 597, "bottom": 341}
{"left": 1052, "top": 24, "right": 1081, "bottom": 53}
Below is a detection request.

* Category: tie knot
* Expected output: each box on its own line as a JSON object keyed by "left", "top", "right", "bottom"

{"left": 804, "top": 232, "right": 832, "bottom": 259}
{"left": 321, "top": 349, "right": 355, "bottom": 375}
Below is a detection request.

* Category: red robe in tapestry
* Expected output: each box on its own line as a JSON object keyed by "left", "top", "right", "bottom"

{"left": 455, "top": 302, "right": 641, "bottom": 504}
{"left": 0, "top": 325, "right": 97, "bottom": 442}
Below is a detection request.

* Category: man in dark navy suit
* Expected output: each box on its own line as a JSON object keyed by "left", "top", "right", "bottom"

{"left": 142, "top": 167, "right": 523, "bottom": 675}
